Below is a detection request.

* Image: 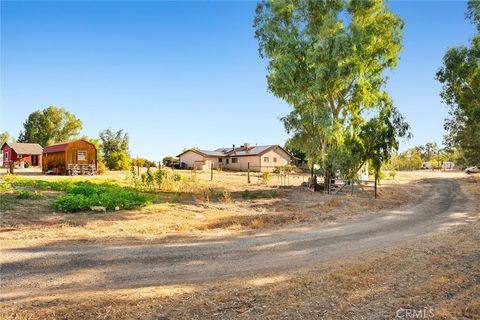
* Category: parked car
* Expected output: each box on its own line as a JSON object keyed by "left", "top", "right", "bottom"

{"left": 465, "top": 166, "right": 480, "bottom": 174}
{"left": 168, "top": 162, "right": 187, "bottom": 169}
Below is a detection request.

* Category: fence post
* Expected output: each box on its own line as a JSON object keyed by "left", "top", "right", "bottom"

{"left": 374, "top": 177, "right": 378, "bottom": 199}
{"left": 247, "top": 162, "right": 251, "bottom": 184}
{"left": 211, "top": 163, "right": 213, "bottom": 181}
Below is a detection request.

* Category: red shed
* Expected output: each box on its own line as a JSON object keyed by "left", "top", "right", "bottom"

{"left": 1, "top": 142, "right": 43, "bottom": 168}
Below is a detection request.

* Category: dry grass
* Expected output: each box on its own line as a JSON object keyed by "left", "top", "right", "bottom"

{"left": 0, "top": 171, "right": 464, "bottom": 248}
{"left": 2, "top": 219, "right": 478, "bottom": 319}
{"left": 1, "top": 171, "right": 478, "bottom": 319}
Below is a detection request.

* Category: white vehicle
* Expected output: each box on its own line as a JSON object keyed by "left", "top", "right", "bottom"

{"left": 441, "top": 161, "right": 455, "bottom": 170}
{"left": 465, "top": 166, "right": 480, "bottom": 174}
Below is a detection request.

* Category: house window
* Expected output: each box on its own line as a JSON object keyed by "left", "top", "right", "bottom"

{"left": 231, "top": 158, "right": 238, "bottom": 164}
{"left": 4, "top": 152, "right": 8, "bottom": 160}
{"left": 226, "top": 159, "right": 229, "bottom": 164}
{"left": 264, "top": 157, "right": 269, "bottom": 163}
{"left": 77, "top": 151, "right": 87, "bottom": 161}
{"left": 218, "top": 158, "right": 223, "bottom": 163}
{"left": 273, "top": 157, "right": 277, "bottom": 163}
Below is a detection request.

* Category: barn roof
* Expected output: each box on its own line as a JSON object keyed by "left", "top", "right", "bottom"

{"left": 43, "top": 141, "right": 70, "bottom": 153}
{"left": 1, "top": 142, "right": 43, "bottom": 155}
{"left": 43, "top": 139, "right": 96, "bottom": 154}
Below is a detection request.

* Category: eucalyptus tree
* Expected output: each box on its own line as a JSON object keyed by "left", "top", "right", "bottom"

{"left": 437, "top": 0, "right": 480, "bottom": 166}
{"left": 254, "top": 0, "right": 406, "bottom": 186}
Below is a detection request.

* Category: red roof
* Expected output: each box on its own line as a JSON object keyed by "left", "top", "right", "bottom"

{"left": 43, "top": 141, "right": 71, "bottom": 153}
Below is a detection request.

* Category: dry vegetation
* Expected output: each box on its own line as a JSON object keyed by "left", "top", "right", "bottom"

{"left": 1, "top": 171, "right": 478, "bottom": 320}
{"left": 1, "top": 199, "right": 478, "bottom": 319}
{"left": 0, "top": 171, "right": 435, "bottom": 247}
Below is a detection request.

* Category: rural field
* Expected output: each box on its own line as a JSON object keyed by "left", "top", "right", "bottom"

{"left": 0, "top": 170, "right": 478, "bottom": 319}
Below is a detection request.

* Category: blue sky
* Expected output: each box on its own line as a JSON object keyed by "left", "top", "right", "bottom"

{"left": 1, "top": 1, "right": 476, "bottom": 161}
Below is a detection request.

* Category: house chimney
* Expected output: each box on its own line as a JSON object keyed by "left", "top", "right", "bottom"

{"left": 232, "top": 144, "right": 235, "bottom": 152}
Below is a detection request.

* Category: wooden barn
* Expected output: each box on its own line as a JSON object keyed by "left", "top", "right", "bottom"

{"left": 43, "top": 139, "right": 97, "bottom": 175}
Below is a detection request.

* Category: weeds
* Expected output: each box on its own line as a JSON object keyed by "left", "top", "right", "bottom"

{"left": 15, "top": 190, "right": 42, "bottom": 199}
{"left": 389, "top": 171, "right": 397, "bottom": 180}
{"left": 242, "top": 189, "right": 278, "bottom": 199}
{"left": 222, "top": 190, "right": 232, "bottom": 203}
{"left": 52, "top": 183, "right": 151, "bottom": 212}
{"left": 261, "top": 171, "right": 272, "bottom": 185}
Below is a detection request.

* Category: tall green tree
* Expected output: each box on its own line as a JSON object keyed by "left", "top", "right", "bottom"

{"left": 417, "top": 142, "right": 439, "bottom": 162}
{"left": 254, "top": 0, "right": 405, "bottom": 186}
{"left": 436, "top": 0, "right": 480, "bottom": 166}
{"left": 18, "top": 106, "right": 82, "bottom": 146}
{"left": 99, "top": 129, "right": 130, "bottom": 170}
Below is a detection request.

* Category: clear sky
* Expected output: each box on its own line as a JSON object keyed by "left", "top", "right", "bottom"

{"left": 1, "top": 1, "right": 476, "bottom": 161}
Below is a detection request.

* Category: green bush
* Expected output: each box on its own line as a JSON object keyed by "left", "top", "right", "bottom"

{"left": 389, "top": 171, "right": 397, "bottom": 180}
{"left": 106, "top": 151, "right": 131, "bottom": 171}
{"left": 261, "top": 171, "right": 272, "bottom": 185}
{"left": 51, "top": 182, "right": 151, "bottom": 212}
{"left": 97, "top": 160, "right": 108, "bottom": 174}
{"left": 153, "top": 168, "right": 183, "bottom": 189}
{"left": 15, "top": 190, "right": 42, "bottom": 199}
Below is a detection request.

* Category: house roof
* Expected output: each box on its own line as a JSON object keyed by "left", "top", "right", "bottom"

{"left": 222, "top": 145, "right": 277, "bottom": 156}
{"left": 177, "top": 149, "right": 225, "bottom": 158}
{"left": 1, "top": 142, "right": 43, "bottom": 155}
{"left": 179, "top": 145, "right": 293, "bottom": 158}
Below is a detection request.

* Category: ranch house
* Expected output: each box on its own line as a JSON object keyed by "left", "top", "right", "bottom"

{"left": 177, "top": 144, "right": 293, "bottom": 172}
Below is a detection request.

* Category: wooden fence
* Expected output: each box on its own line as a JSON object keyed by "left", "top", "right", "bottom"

{"left": 328, "top": 178, "right": 378, "bottom": 198}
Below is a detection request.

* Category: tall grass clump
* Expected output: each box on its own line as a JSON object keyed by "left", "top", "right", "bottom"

{"left": 261, "top": 171, "right": 272, "bottom": 185}
{"left": 153, "top": 168, "right": 184, "bottom": 191}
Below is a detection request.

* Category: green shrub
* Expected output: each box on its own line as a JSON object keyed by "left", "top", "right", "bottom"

{"left": 261, "top": 171, "right": 272, "bottom": 185}
{"left": 153, "top": 168, "right": 183, "bottom": 190}
{"left": 389, "top": 171, "right": 397, "bottom": 180}
{"left": 242, "top": 190, "right": 278, "bottom": 199}
{"left": 51, "top": 182, "right": 151, "bottom": 212}
{"left": 106, "top": 151, "right": 131, "bottom": 171}
{"left": 97, "top": 160, "right": 108, "bottom": 174}
{"left": 15, "top": 190, "right": 42, "bottom": 199}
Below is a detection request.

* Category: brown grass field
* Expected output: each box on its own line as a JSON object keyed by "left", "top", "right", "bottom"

{"left": 1, "top": 170, "right": 432, "bottom": 246}
{"left": 0, "top": 170, "right": 478, "bottom": 319}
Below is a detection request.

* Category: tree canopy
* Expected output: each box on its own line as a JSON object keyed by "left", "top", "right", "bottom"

{"left": 99, "top": 129, "right": 130, "bottom": 170}
{"left": 436, "top": 0, "right": 480, "bottom": 166}
{"left": 0, "top": 131, "right": 14, "bottom": 145}
{"left": 18, "top": 106, "right": 82, "bottom": 146}
{"left": 254, "top": 0, "right": 408, "bottom": 181}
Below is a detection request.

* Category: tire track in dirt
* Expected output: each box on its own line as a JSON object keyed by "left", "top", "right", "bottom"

{"left": 0, "top": 178, "right": 476, "bottom": 301}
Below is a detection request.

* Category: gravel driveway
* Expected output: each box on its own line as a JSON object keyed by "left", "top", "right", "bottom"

{"left": 1, "top": 177, "right": 477, "bottom": 302}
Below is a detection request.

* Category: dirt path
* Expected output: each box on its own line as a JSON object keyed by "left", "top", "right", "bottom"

{"left": 1, "top": 177, "right": 477, "bottom": 303}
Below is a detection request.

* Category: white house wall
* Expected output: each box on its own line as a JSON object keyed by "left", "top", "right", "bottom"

{"left": 179, "top": 151, "right": 206, "bottom": 169}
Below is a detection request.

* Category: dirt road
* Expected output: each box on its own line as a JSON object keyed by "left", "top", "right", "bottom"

{"left": 1, "top": 177, "right": 477, "bottom": 303}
